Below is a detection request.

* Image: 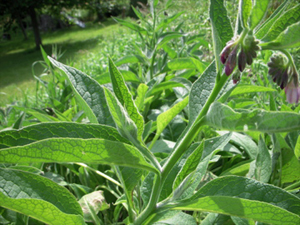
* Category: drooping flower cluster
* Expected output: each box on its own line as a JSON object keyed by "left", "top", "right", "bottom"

{"left": 220, "top": 34, "right": 260, "bottom": 81}
{"left": 267, "top": 54, "right": 300, "bottom": 104}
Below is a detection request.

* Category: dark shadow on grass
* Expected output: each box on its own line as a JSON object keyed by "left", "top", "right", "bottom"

{"left": 0, "top": 20, "right": 117, "bottom": 89}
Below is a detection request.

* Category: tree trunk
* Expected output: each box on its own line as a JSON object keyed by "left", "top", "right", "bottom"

{"left": 16, "top": 15, "right": 28, "bottom": 40}
{"left": 128, "top": 0, "right": 148, "bottom": 18}
{"left": 28, "top": 6, "right": 42, "bottom": 49}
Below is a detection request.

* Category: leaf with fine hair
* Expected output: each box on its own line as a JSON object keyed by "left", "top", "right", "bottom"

{"left": 0, "top": 138, "right": 157, "bottom": 173}
{"left": 210, "top": 0, "right": 233, "bottom": 71}
{"left": 0, "top": 168, "right": 85, "bottom": 225}
{"left": 48, "top": 57, "right": 114, "bottom": 126}
{"left": 205, "top": 102, "right": 300, "bottom": 133}
{"left": 249, "top": 0, "right": 271, "bottom": 30}
{"left": 0, "top": 122, "right": 130, "bottom": 149}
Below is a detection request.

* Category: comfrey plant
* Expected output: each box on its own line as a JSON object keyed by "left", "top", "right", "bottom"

{"left": 0, "top": 0, "right": 300, "bottom": 225}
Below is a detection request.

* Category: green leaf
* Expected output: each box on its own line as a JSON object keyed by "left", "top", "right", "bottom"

{"left": 109, "top": 57, "right": 144, "bottom": 142}
{"left": 13, "top": 106, "right": 59, "bottom": 122}
{"left": 149, "top": 81, "right": 185, "bottom": 95}
{"left": 155, "top": 11, "right": 184, "bottom": 31}
{"left": 113, "top": 17, "right": 147, "bottom": 35}
{"left": 261, "top": 21, "right": 300, "bottom": 49}
{"left": 0, "top": 138, "right": 157, "bottom": 173}
{"left": 0, "top": 168, "right": 85, "bottom": 225}
{"left": 249, "top": 0, "right": 271, "bottom": 30}
{"left": 255, "top": 137, "right": 272, "bottom": 183}
{"left": 260, "top": 4, "right": 300, "bottom": 42}
{"left": 156, "top": 32, "right": 184, "bottom": 49}
{"left": 150, "top": 97, "right": 189, "bottom": 148}
{"left": 190, "top": 176, "right": 300, "bottom": 215}
{"left": 281, "top": 147, "right": 300, "bottom": 184}
{"left": 205, "top": 102, "right": 300, "bottom": 133}
{"left": 240, "top": 0, "right": 252, "bottom": 28}
{"left": 295, "top": 135, "right": 300, "bottom": 160}
{"left": 229, "top": 84, "right": 275, "bottom": 96}
{"left": 135, "top": 83, "right": 149, "bottom": 112}
{"left": 174, "top": 196, "right": 300, "bottom": 225}
{"left": 255, "top": 0, "right": 290, "bottom": 39}
{"left": 0, "top": 122, "right": 130, "bottom": 149}
{"left": 162, "top": 58, "right": 207, "bottom": 73}
{"left": 115, "top": 55, "right": 146, "bottom": 66}
{"left": 48, "top": 57, "right": 114, "bottom": 125}
{"left": 189, "top": 62, "right": 217, "bottom": 125}
{"left": 96, "top": 70, "right": 140, "bottom": 84}
{"left": 210, "top": 0, "right": 233, "bottom": 71}
{"left": 228, "top": 132, "right": 258, "bottom": 159}
{"left": 104, "top": 87, "right": 138, "bottom": 142}
{"left": 174, "top": 133, "right": 232, "bottom": 200}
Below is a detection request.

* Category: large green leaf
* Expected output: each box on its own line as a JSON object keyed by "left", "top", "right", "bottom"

{"left": 190, "top": 176, "right": 300, "bottom": 215}
{"left": 0, "top": 168, "right": 85, "bottom": 225}
{"left": 249, "top": 0, "right": 271, "bottom": 30}
{"left": 210, "top": 0, "right": 233, "bottom": 71}
{"left": 261, "top": 21, "right": 300, "bottom": 49}
{"left": 109, "top": 57, "right": 144, "bottom": 142}
{"left": 162, "top": 58, "right": 207, "bottom": 74}
{"left": 48, "top": 57, "right": 114, "bottom": 125}
{"left": 205, "top": 102, "right": 300, "bottom": 133}
{"left": 0, "top": 138, "right": 157, "bottom": 173}
{"left": 174, "top": 196, "right": 300, "bottom": 225}
{"left": 255, "top": 0, "right": 291, "bottom": 39}
{"left": 0, "top": 122, "right": 130, "bottom": 149}
{"left": 260, "top": 4, "right": 300, "bottom": 42}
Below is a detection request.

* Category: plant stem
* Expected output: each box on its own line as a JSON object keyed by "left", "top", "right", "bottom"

{"left": 134, "top": 73, "right": 229, "bottom": 224}
{"left": 162, "top": 73, "right": 229, "bottom": 180}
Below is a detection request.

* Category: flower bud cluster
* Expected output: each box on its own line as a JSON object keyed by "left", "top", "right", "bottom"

{"left": 220, "top": 34, "right": 260, "bottom": 79}
{"left": 267, "top": 54, "right": 300, "bottom": 103}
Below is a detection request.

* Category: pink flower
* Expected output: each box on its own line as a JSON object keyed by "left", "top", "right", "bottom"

{"left": 285, "top": 81, "right": 300, "bottom": 104}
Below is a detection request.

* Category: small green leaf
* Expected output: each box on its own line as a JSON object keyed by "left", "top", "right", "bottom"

{"left": 115, "top": 55, "right": 146, "bottom": 66}
{"left": 109, "top": 57, "right": 144, "bottom": 142}
{"left": 250, "top": 0, "right": 271, "bottom": 30}
{"left": 240, "top": 0, "right": 252, "bottom": 28}
{"left": 104, "top": 87, "right": 138, "bottom": 142}
{"left": 260, "top": 4, "right": 300, "bottom": 42}
{"left": 295, "top": 136, "right": 300, "bottom": 160}
{"left": 205, "top": 102, "right": 300, "bottom": 133}
{"left": 0, "top": 168, "right": 85, "bottom": 225}
{"left": 150, "top": 97, "right": 189, "bottom": 148}
{"left": 48, "top": 57, "right": 114, "bottom": 125}
{"left": 156, "top": 32, "right": 184, "bottom": 49}
{"left": 261, "top": 21, "right": 300, "bottom": 49}
{"left": 113, "top": 17, "right": 147, "bottom": 35}
{"left": 135, "top": 83, "right": 149, "bottom": 112}
{"left": 229, "top": 85, "right": 275, "bottom": 96}
{"left": 155, "top": 11, "right": 184, "bottom": 31}
{"left": 149, "top": 211, "right": 197, "bottom": 225}
{"left": 0, "top": 138, "right": 157, "bottom": 173}
{"left": 255, "top": 137, "right": 272, "bottom": 183}
{"left": 162, "top": 57, "right": 207, "bottom": 73}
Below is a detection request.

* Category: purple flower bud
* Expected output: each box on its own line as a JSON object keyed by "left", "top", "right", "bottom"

{"left": 225, "top": 47, "right": 237, "bottom": 76}
{"left": 280, "top": 69, "right": 289, "bottom": 89}
{"left": 285, "top": 81, "right": 300, "bottom": 104}
{"left": 238, "top": 49, "right": 246, "bottom": 72}
{"left": 220, "top": 44, "right": 233, "bottom": 64}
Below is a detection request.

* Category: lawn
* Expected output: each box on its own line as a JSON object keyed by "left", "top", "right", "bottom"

{"left": 0, "top": 19, "right": 127, "bottom": 106}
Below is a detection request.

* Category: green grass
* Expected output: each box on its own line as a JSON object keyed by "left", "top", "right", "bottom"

{"left": 0, "top": 20, "right": 127, "bottom": 106}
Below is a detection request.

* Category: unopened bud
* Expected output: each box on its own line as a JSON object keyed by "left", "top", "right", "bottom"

{"left": 225, "top": 47, "right": 237, "bottom": 76}
{"left": 238, "top": 48, "right": 246, "bottom": 72}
